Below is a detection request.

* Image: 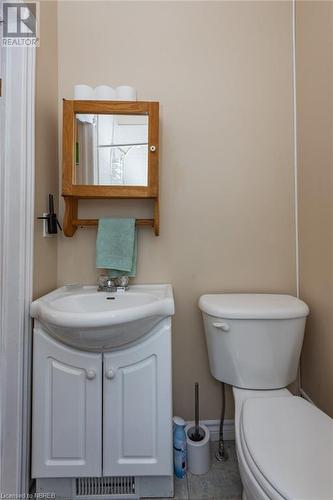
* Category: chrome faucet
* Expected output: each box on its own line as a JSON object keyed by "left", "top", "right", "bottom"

{"left": 97, "top": 274, "right": 129, "bottom": 292}
{"left": 97, "top": 275, "right": 116, "bottom": 292}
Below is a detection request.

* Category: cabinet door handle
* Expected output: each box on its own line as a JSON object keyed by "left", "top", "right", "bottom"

{"left": 213, "top": 322, "right": 230, "bottom": 332}
{"left": 105, "top": 369, "right": 116, "bottom": 380}
{"left": 86, "top": 369, "right": 97, "bottom": 380}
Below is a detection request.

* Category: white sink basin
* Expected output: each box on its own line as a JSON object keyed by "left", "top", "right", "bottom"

{"left": 30, "top": 284, "right": 175, "bottom": 351}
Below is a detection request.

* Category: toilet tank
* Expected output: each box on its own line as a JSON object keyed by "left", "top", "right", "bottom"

{"left": 199, "top": 294, "right": 309, "bottom": 390}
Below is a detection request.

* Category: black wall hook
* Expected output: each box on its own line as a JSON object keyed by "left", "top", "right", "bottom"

{"left": 37, "top": 194, "right": 62, "bottom": 234}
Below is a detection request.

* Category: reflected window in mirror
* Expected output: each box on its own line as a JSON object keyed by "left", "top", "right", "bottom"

{"left": 75, "top": 114, "right": 148, "bottom": 186}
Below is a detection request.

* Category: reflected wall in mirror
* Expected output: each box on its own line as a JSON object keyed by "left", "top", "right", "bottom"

{"left": 75, "top": 114, "right": 148, "bottom": 186}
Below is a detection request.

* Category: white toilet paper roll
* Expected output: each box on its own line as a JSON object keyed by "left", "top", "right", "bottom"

{"left": 116, "top": 85, "right": 137, "bottom": 101}
{"left": 94, "top": 85, "right": 116, "bottom": 100}
{"left": 185, "top": 424, "right": 211, "bottom": 475}
{"left": 73, "top": 84, "right": 94, "bottom": 100}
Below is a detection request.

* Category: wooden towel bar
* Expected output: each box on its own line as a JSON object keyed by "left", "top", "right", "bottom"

{"left": 72, "top": 218, "right": 154, "bottom": 228}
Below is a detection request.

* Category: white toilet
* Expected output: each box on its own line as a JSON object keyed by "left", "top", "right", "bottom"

{"left": 199, "top": 293, "right": 333, "bottom": 500}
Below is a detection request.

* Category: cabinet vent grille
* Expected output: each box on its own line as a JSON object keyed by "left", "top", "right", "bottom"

{"left": 75, "top": 476, "right": 136, "bottom": 497}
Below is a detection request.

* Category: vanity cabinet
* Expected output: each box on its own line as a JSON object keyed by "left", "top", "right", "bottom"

{"left": 32, "top": 321, "right": 172, "bottom": 480}
{"left": 103, "top": 325, "right": 172, "bottom": 476}
{"left": 32, "top": 329, "right": 102, "bottom": 478}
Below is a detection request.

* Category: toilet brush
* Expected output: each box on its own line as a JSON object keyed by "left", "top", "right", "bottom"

{"left": 190, "top": 383, "right": 204, "bottom": 442}
{"left": 185, "top": 382, "right": 211, "bottom": 474}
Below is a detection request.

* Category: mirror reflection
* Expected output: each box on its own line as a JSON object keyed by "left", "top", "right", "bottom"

{"left": 74, "top": 114, "right": 148, "bottom": 186}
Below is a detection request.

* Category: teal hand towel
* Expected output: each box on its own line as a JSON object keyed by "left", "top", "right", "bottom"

{"left": 96, "top": 218, "right": 137, "bottom": 277}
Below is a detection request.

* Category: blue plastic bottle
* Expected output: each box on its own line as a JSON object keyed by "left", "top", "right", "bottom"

{"left": 173, "top": 416, "right": 187, "bottom": 478}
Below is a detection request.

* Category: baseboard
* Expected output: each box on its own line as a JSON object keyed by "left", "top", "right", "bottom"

{"left": 186, "top": 419, "right": 235, "bottom": 441}
{"left": 300, "top": 388, "right": 315, "bottom": 405}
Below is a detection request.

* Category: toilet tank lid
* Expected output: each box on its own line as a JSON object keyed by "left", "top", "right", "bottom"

{"left": 198, "top": 294, "right": 309, "bottom": 319}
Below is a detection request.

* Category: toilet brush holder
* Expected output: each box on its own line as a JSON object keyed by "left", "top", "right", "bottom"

{"left": 185, "top": 423, "right": 210, "bottom": 475}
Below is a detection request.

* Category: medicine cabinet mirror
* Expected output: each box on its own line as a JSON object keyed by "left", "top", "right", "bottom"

{"left": 62, "top": 100, "right": 159, "bottom": 236}
{"left": 75, "top": 114, "right": 148, "bottom": 186}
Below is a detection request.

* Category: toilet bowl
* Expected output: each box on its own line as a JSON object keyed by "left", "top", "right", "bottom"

{"left": 199, "top": 294, "right": 333, "bottom": 499}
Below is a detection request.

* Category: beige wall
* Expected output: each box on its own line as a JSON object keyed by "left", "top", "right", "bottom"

{"left": 55, "top": 1, "right": 296, "bottom": 420}
{"left": 297, "top": 1, "right": 333, "bottom": 417}
{"left": 32, "top": 0, "right": 333, "bottom": 422}
{"left": 33, "top": 1, "right": 59, "bottom": 299}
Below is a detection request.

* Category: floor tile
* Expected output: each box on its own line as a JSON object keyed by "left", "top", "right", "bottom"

{"left": 187, "top": 469, "right": 242, "bottom": 499}
{"left": 212, "top": 497, "right": 242, "bottom": 500}
{"left": 174, "top": 475, "right": 189, "bottom": 499}
{"left": 142, "top": 440, "right": 242, "bottom": 500}
{"left": 187, "top": 441, "right": 242, "bottom": 500}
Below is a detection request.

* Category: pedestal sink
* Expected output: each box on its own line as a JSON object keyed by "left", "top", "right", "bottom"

{"left": 30, "top": 284, "right": 175, "bottom": 350}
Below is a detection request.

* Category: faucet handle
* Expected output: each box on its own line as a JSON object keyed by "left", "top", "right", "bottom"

{"left": 97, "top": 274, "right": 108, "bottom": 289}
{"left": 114, "top": 276, "right": 129, "bottom": 288}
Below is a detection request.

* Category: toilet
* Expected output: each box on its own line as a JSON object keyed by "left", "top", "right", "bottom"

{"left": 199, "top": 293, "right": 333, "bottom": 500}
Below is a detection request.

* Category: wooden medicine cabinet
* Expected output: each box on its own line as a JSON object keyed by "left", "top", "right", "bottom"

{"left": 62, "top": 99, "right": 159, "bottom": 236}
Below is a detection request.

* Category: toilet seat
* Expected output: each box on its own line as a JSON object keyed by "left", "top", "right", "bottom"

{"left": 240, "top": 396, "right": 333, "bottom": 500}
{"left": 240, "top": 419, "right": 281, "bottom": 500}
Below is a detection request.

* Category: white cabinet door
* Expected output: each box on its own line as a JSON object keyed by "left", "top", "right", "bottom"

{"left": 32, "top": 328, "right": 102, "bottom": 478}
{"left": 103, "top": 321, "right": 173, "bottom": 476}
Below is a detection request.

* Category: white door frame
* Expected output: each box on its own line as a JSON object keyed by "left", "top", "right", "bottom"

{"left": 0, "top": 37, "right": 36, "bottom": 494}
